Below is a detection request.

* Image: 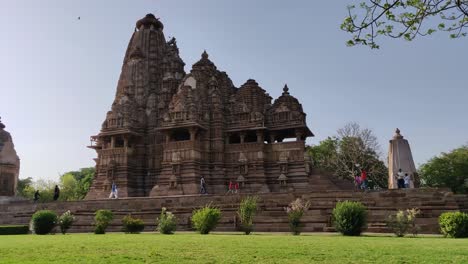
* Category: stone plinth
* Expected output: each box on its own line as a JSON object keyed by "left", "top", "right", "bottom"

{"left": 1, "top": 189, "right": 465, "bottom": 234}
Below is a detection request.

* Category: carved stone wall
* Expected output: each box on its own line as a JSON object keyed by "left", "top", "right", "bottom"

{"left": 0, "top": 118, "right": 20, "bottom": 196}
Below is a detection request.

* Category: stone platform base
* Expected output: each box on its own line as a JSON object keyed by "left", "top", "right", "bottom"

{"left": 0, "top": 189, "right": 467, "bottom": 234}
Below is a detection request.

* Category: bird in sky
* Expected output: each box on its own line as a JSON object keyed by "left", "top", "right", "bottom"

{"left": 77, "top": 16, "right": 80, "bottom": 20}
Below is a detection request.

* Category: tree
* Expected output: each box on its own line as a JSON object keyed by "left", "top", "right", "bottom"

{"left": 15, "top": 167, "right": 95, "bottom": 201}
{"left": 419, "top": 145, "right": 468, "bottom": 193}
{"left": 308, "top": 122, "right": 388, "bottom": 188}
{"left": 58, "top": 167, "right": 95, "bottom": 201}
{"left": 17, "top": 177, "right": 34, "bottom": 197}
{"left": 341, "top": 0, "right": 468, "bottom": 48}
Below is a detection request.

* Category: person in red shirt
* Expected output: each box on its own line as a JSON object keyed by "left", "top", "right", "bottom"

{"left": 360, "top": 169, "right": 367, "bottom": 189}
{"left": 234, "top": 182, "right": 239, "bottom": 194}
{"left": 227, "top": 181, "right": 234, "bottom": 194}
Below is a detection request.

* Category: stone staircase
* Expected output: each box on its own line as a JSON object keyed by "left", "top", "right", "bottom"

{"left": 0, "top": 189, "right": 465, "bottom": 234}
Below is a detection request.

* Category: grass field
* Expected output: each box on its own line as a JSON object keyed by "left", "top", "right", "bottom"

{"left": 0, "top": 232, "right": 467, "bottom": 263}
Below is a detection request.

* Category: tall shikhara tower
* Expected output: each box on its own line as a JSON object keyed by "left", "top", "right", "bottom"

{"left": 87, "top": 14, "right": 324, "bottom": 199}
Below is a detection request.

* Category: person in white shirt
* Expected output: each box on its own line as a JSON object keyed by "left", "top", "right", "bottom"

{"left": 404, "top": 174, "right": 411, "bottom": 188}
{"left": 396, "top": 168, "right": 405, "bottom": 189}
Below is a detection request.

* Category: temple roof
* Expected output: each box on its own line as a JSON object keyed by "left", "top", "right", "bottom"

{"left": 270, "top": 84, "right": 304, "bottom": 113}
{"left": 136, "top": 14, "right": 164, "bottom": 30}
{"left": 192, "top": 50, "right": 216, "bottom": 69}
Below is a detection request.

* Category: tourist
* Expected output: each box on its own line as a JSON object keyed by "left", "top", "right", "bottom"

{"left": 200, "top": 176, "right": 207, "bottom": 194}
{"left": 109, "top": 182, "right": 118, "bottom": 199}
{"left": 360, "top": 169, "right": 367, "bottom": 190}
{"left": 234, "top": 181, "right": 239, "bottom": 194}
{"left": 227, "top": 181, "right": 234, "bottom": 194}
{"left": 53, "top": 185, "right": 60, "bottom": 201}
{"left": 33, "top": 190, "right": 40, "bottom": 202}
{"left": 404, "top": 173, "right": 411, "bottom": 188}
{"left": 354, "top": 175, "right": 361, "bottom": 190}
{"left": 396, "top": 168, "right": 405, "bottom": 189}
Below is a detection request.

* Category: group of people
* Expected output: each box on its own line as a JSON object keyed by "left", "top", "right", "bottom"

{"left": 396, "top": 168, "right": 412, "bottom": 189}
{"left": 354, "top": 169, "right": 368, "bottom": 190}
{"left": 33, "top": 185, "right": 60, "bottom": 202}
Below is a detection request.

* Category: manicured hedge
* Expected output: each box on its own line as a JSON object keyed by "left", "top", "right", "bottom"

{"left": 0, "top": 225, "right": 29, "bottom": 235}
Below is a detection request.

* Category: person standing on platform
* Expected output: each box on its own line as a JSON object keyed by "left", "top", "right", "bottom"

{"left": 360, "top": 169, "right": 367, "bottom": 190}
{"left": 33, "top": 190, "right": 40, "bottom": 202}
{"left": 109, "top": 182, "right": 118, "bottom": 199}
{"left": 396, "top": 168, "right": 405, "bottom": 189}
{"left": 53, "top": 185, "right": 60, "bottom": 201}
{"left": 234, "top": 181, "right": 239, "bottom": 194}
{"left": 200, "top": 176, "right": 207, "bottom": 194}
{"left": 354, "top": 175, "right": 361, "bottom": 190}
{"left": 404, "top": 173, "right": 411, "bottom": 188}
{"left": 227, "top": 181, "right": 234, "bottom": 194}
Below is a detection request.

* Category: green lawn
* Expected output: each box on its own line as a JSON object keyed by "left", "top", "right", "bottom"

{"left": 0, "top": 232, "right": 467, "bottom": 263}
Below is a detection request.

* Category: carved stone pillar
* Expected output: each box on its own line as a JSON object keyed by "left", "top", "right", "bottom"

{"left": 240, "top": 132, "right": 246, "bottom": 144}
{"left": 256, "top": 130, "right": 264, "bottom": 143}
{"left": 110, "top": 136, "right": 115, "bottom": 148}
{"left": 295, "top": 129, "right": 304, "bottom": 141}
{"left": 189, "top": 127, "right": 197, "bottom": 141}
{"left": 269, "top": 132, "right": 276, "bottom": 143}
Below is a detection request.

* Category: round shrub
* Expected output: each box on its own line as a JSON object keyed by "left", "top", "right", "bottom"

{"left": 157, "top": 207, "right": 177, "bottom": 234}
{"left": 122, "top": 214, "right": 145, "bottom": 234}
{"left": 191, "top": 205, "right": 221, "bottom": 234}
{"left": 439, "top": 211, "right": 468, "bottom": 238}
{"left": 332, "top": 201, "right": 367, "bottom": 236}
{"left": 94, "top": 209, "right": 114, "bottom": 234}
{"left": 31, "top": 210, "right": 57, "bottom": 235}
{"left": 238, "top": 196, "right": 259, "bottom": 235}
{"left": 58, "top": 211, "right": 75, "bottom": 235}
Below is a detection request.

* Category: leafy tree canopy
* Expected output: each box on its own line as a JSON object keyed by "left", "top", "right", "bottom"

{"left": 307, "top": 122, "right": 388, "bottom": 188}
{"left": 419, "top": 145, "right": 468, "bottom": 193}
{"left": 16, "top": 167, "right": 95, "bottom": 202}
{"left": 342, "top": 0, "right": 468, "bottom": 48}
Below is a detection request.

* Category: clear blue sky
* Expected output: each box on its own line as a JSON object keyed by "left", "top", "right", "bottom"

{"left": 1, "top": 0, "right": 466, "bottom": 181}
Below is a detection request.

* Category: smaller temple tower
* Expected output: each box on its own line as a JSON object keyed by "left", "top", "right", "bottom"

{"left": 388, "top": 128, "right": 420, "bottom": 189}
{"left": 0, "top": 117, "right": 20, "bottom": 196}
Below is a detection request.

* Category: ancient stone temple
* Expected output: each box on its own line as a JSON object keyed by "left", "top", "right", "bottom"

{"left": 388, "top": 128, "right": 420, "bottom": 189}
{"left": 0, "top": 117, "right": 20, "bottom": 196}
{"left": 86, "top": 14, "right": 315, "bottom": 199}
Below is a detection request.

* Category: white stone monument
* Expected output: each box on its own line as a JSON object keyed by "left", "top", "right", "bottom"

{"left": 388, "top": 128, "right": 419, "bottom": 189}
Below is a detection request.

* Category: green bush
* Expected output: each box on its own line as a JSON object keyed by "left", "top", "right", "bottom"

{"left": 156, "top": 207, "right": 177, "bottom": 234}
{"left": 286, "top": 198, "right": 311, "bottom": 235}
{"left": 122, "top": 214, "right": 145, "bottom": 234}
{"left": 191, "top": 205, "right": 222, "bottom": 234}
{"left": 58, "top": 210, "right": 75, "bottom": 235}
{"left": 0, "top": 225, "right": 29, "bottom": 235}
{"left": 439, "top": 211, "right": 468, "bottom": 238}
{"left": 94, "top": 210, "right": 114, "bottom": 234}
{"left": 31, "top": 210, "right": 58, "bottom": 235}
{"left": 332, "top": 201, "right": 367, "bottom": 236}
{"left": 238, "top": 196, "right": 259, "bottom": 235}
{"left": 386, "top": 208, "right": 420, "bottom": 237}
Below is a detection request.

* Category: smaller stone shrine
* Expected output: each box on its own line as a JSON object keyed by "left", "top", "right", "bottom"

{"left": 0, "top": 117, "right": 20, "bottom": 196}
{"left": 388, "top": 128, "right": 420, "bottom": 189}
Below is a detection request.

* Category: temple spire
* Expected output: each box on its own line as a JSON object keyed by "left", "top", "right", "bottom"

{"left": 282, "top": 84, "right": 290, "bottom": 95}
{"left": 0, "top": 116, "right": 5, "bottom": 129}
{"left": 393, "top": 128, "right": 403, "bottom": 139}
